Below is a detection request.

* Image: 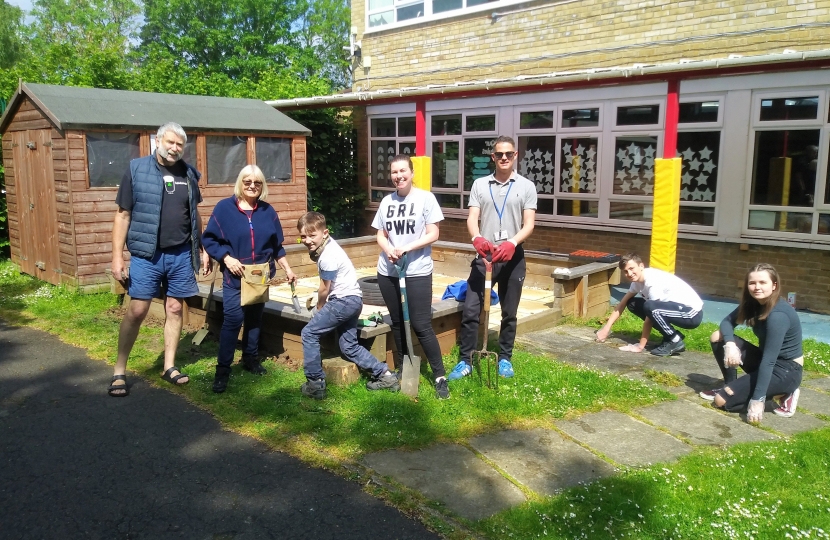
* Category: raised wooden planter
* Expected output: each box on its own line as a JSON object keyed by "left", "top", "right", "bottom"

{"left": 134, "top": 237, "right": 620, "bottom": 367}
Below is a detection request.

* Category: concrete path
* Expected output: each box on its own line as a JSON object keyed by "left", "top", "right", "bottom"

{"left": 0, "top": 321, "right": 439, "bottom": 540}
{"left": 361, "top": 325, "right": 830, "bottom": 522}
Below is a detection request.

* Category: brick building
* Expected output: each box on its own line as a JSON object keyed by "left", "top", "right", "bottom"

{"left": 269, "top": 0, "right": 830, "bottom": 312}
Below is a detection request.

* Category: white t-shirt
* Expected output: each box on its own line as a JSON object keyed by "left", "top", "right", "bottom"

{"left": 628, "top": 267, "right": 703, "bottom": 311}
{"left": 318, "top": 238, "right": 361, "bottom": 300}
{"left": 371, "top": 187, "right": 444, "bottom": 277}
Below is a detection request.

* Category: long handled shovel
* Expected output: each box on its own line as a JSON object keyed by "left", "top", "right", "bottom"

{"left": 395, "top": 254, "right": 421, "bottom": 398}
{"left": 473, "top": 257, "right": 498, "bottom": 389}
{"left": 192, "top": 273, "right": 216, "bottom": 347}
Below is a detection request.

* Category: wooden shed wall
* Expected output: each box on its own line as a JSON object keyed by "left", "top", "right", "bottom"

{"left": 80, "top": 133, "right": 308, "bottom": 291}
{"left": 2, "top": 95, "right": 309, "bottom": 291}
{"left": 2, "top": 97, "right": 76, "bottom": 286}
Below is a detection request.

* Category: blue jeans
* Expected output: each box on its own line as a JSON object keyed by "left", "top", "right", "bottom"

{"left": 301, "top": 295, "right": 387, "bottom": 380}
{"left": 217, "top": 285, "right": 265, "bottom": 368}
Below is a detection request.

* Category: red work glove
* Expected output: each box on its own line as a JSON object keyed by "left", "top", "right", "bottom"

{"left": 472, "top": 236, "right": 493, "bottom": 258}
{"left": 492, "top": 240, "right": 516, "bottom": 263}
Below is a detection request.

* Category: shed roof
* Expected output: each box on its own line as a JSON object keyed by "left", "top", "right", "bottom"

{"left": 0, "top": 82, "right": 311, "bottom": 135}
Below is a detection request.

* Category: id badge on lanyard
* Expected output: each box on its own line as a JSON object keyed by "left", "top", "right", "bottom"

{"left": 489, "top": 181, "right": 513, "bottom": 242}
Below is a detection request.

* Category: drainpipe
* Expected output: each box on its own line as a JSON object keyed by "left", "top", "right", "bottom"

{"left": 415, "top": 99, "right": 426, "bottom": 156}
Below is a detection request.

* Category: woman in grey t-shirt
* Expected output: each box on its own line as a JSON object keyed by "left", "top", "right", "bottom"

{"left": 372, "top": 154, "right": 448, "bottom": 399}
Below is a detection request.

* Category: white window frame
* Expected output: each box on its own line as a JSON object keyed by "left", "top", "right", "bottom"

{"left": 368, "top": 114, "right": 416, "bottom": 204}
{"left": 741, "top": 88, "right": 829, "bottom": 241}
{"left": 675, "top": 95, "right": 725, "bottom": 233}
{"left": 426, "top": 109, "right": 499, "bottom": 210}
{"left": 365, "top": 0, "right": 532, "bottom": 33}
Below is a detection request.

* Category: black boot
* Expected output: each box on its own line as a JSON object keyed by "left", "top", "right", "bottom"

{"left": 241, "top": 354, "right": 267, "bottom": 375}
{"left": 213, "top": 365, "right": 231, "bottom": 393}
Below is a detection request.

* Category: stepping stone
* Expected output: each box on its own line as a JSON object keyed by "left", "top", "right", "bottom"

{"left": 362, "top": 444, "right": 526, "bottom": 521}
{"left": 555, "top": 411, "right": 692, "bottom": 467}
{"left": 553, "top": 347, "right": 648, "bottom": 375}
{"left": 468, "top": 429, "right": 616, "bottom": 496}
{"left": 803, "top": 376, "right": 830, "bottom": 394}
{"left": 636, "top": 399, "right": 777, "bottom": 446}
{"left": 762, "top": 410, "right": 827, "bottom": 436}
{"left": 645, "top": 357, "right": 724, "bottom": 393}
{"left": 797, "top": 387, "right": 830, "bottom": 416}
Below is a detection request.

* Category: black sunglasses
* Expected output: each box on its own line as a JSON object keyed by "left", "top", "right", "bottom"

{"left": 492, "top": 151, "right": 516, "bottom": 160}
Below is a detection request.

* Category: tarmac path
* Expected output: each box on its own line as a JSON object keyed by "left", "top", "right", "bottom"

{"left": 0, "top": 320, "right": 439, "bottom": 540}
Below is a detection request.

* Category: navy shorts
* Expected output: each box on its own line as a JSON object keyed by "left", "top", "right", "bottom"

{"left": 128, "top": 243, "right": 199, "bottom": 300}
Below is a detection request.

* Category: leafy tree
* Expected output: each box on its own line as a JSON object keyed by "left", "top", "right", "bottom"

{"left": 293, "top": 0, "right": 351, "bottom": 88}
{"left": 0, "top": 1, "right": 25, "bottom": 70}
{"left": 288, "top": 108, "right": 366, "bottom": 237}
{"left": 21, "top": 0, "right": 140, "bottom": 89}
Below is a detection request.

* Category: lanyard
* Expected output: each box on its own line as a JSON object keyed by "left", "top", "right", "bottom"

{"left": 488, "top": 180, "right": 513, "bottom": 227}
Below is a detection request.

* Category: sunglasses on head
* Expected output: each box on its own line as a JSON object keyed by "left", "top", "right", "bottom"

{"left": 243, "top": 180, "right": 263, "bottom": 187}
{"left": 492, "top": 151, "right": 516, "bottom": 160}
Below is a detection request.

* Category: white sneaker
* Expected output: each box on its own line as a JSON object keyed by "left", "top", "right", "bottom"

{"left": 773, "top": 388, "right": 800, "bottom": 418}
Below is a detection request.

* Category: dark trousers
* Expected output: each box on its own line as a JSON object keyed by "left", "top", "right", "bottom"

{"left": 626, "top": 297, "right": 702, "bottom": 340}
{"left": 710, "top": 337, "right": 803, "bottom": 412}
{"left": 217, "top": 285, "right": 265, "bottom": 368}
{"left": 377, "top": 273, "right": 446, "bottom": 379}
{"left": 459, "top": 246, "right": 526, "bottom": 362}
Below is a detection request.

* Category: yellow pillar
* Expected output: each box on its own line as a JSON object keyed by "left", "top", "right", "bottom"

{"left": 650, "top": 157, "right": 681, "bottom": 273}
{"left": 411, "top": 156, "right": 432, "bottom": 190}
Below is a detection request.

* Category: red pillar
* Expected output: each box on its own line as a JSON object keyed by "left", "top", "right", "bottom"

{"left": 415, "top": 99, "right": 426, "bottom": 156}
{"left": 663, "top": 79, "right": 680, "bottom": 158}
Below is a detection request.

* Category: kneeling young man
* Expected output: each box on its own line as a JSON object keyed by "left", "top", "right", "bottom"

{"left": 298, "top": 212, "right": 400, "bottom": 399}
{"left": 596, "top": 253, "right": 703, "bottom": 356}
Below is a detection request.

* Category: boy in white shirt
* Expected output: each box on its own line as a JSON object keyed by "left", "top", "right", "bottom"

{"left": 298, "top": 212, "right": 400, "bottom": 399}
{"left": 596, "top": 253, "right": 703, "bottom": 356}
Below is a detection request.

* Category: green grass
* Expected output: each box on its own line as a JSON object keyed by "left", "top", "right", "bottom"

{"left": 643, "top": 368, "right": 684, "bottom": 387}
{"left": 4, "top": 259, "right": 830, "bottom": 539}
{"left": 478, "top": 427, "right": 830, "bottom": 539}
{"left": 582, "top": 310, "right": 830, "bottom": 375}
{"left": 0, "top": 259, "right": 672, "bottom": 464}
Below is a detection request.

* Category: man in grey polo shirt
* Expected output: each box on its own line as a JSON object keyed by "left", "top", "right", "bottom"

{"left": 448, "top": 135, "right": 538, "bottom": 381}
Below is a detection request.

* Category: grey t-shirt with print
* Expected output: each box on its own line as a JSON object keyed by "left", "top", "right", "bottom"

{"left": 468, "top": 172, "right": 537, "bottom": 245}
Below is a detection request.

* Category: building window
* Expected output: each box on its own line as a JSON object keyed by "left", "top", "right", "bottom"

{"left": 367, "top": 0, "right": 503, "bottom": 29}
{"left": 255, "top": 137, "right": 292, "bottom": 183}
{"left": 206, "top": 135, "right": 248, "bottom": 184}
{"left": 746, "top": 90, "right": 829, "bottom": 239}
{"left": 86, "top": 132, "right": 140, "bottom": 188}
{"left": 428, "top": 112, "right": 497, "bottom": 209}
{"left": 616, "top": 104, "right": 660, "bottom": 126}
{"left": 369, "top": 116, "right": 416, "bottom": 201}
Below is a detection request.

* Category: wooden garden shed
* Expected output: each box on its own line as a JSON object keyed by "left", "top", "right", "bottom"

{"left": 0, "top": 82, "right": 310, "bottom": 291}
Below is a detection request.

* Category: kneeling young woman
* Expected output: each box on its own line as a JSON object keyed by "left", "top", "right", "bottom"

{"left": 701, "top": 263, "right": 802, "bottom": 423}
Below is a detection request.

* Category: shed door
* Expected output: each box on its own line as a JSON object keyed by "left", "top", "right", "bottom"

{"left": 12, "top": 130, "right": 61, "bottom": 285}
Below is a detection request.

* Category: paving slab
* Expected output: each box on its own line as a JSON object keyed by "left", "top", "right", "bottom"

{"left": 468, "top": 429, "right": 616, "bottom": 496}
{"left": 553, "top": 347, "right": 647, "bottom": 374}
{"left": 555, "top": 410, "right": 692, "bottom": 467}
{"left": 636, "top": 399, "right": 778, "bottom": 446}
{"left": 796, "top": 387, "right": 830, "bottom": 416}
{"left": 762, "top": 409, "right": 828, "bottom": 436}
{"left": 361, "top": 444, "right": 526, "bottom": 521}
{"left": 645, "top": 356, "right": 724, "bottom": 393}
{"left": 803, "top": 375, "right": 830, "bottom": 393}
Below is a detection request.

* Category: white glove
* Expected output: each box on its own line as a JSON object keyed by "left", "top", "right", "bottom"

{"left": 724, "top": 342, "right": 742, "bottom": 367}
{"left": 747, "top": 398, "right": 764, "bottom": 424}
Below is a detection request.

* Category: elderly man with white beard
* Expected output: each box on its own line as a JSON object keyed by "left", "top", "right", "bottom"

{"left": 107, "top": 122, "right": 212, "bottom": 397}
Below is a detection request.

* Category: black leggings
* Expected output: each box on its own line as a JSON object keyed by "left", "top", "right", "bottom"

{"left": 710, "top": 337, "right": 803, "bottom": 412}
{"left": 376, "top": 273, "right": 446, "bottom": 379}
{"left": 626, "top": 297, "right": 702, "bottom": 340}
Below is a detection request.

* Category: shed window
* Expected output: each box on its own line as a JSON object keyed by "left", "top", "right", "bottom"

{"left": 86, "top": 132, "right": 140, "bottom": 188}
{"left": 207, "top": 135, "right": 248, "bottom": 184}
{"left": 256, "top": 137, "right": 292, "bottom": 183}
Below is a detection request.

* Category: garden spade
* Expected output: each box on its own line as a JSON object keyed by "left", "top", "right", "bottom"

{"left": 395, "top": 254, "right": 421, "bottom": 398}
{"left": 192, "top": 274, "right": 216, "bottom": 347}
{"left": 290, "top": 281, "right": 302, "bottom": 313}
